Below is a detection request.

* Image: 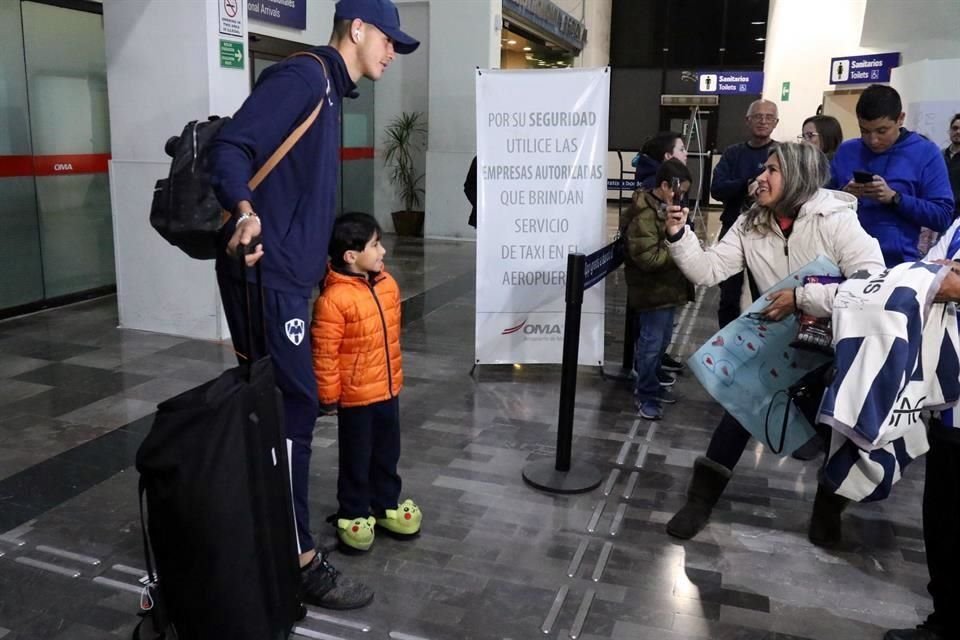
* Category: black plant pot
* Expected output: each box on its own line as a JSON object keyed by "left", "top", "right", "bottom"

{"left": 391, "top": 210, "right": 425, "bottom": 237}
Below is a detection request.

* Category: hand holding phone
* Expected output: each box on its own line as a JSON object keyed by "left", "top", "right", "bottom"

{"left": 853, "top": 170, "right": 875, "bottom": 184}
{"left": 671, "top": 177, "right": 683, "bottom": 206}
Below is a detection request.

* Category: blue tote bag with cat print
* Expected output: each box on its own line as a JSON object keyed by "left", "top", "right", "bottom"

{"left": 688, "top": 256, "right": 841, "bottom": 456}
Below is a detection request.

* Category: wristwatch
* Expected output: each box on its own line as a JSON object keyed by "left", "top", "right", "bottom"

{"left": 236, "top": 210, "right": 259, "bottom": 224}
{"left": 892, "top": 192, "right": 902, "bottom": 207}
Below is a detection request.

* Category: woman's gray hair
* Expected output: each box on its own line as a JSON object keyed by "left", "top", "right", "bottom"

{"left": 742, "top": 142, "right": 831, "bottom": 233}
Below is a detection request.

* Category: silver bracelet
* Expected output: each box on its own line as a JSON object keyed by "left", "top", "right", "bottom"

{"left": 236, "top": 211, "right": 259, "bottom": 224}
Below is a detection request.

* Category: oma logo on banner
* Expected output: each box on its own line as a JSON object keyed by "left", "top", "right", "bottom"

{"left": 501, "top": 319, "right": 562, "bottom": 336}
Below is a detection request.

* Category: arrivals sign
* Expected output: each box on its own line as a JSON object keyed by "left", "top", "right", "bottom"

{"left": 829, "top": 52, "right": 901, "bottom": 85}
{"left": 248, "top": 0, "right": 306, "bottom": 30}
{"left": 696, "top": 71, "right": 764, "bottom": 95}
{"left": 475, "top": 68, "right": 609, "bottom": 365}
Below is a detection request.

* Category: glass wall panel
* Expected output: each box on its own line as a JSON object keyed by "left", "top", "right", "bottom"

{"left": 341, "top": 77, "right": 374, "bottom": 216}
{"left": 0, "top": 1, "right": 44, "bottom": 309}
{"left": 22, "top": 1, "right": 114, "bottom": 299}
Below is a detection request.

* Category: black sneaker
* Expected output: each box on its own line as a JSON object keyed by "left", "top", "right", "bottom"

{"left": 300, "top": 551, "right": 374, "bottom": 610}
{"left": 657, "top": 371, "right": 676, "bottom": 387}
{"left": 659, "top": 388, "right": 678, "bottom": 404}
{"left": 660, "top": 353, "right": 684, "bottom": 373}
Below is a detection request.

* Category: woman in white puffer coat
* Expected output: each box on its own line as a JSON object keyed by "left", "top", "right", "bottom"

{"left": 661, "top": 142, "right": 885, "bottom": 547}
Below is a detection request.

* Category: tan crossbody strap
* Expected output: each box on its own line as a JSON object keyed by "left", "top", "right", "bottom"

{"left": 247, "top": 52, "right": 330, "bottom": 191}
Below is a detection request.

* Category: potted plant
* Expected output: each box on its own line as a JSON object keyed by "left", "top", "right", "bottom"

{"left": 383, "top": 111, "right": 427, "bottom": 237}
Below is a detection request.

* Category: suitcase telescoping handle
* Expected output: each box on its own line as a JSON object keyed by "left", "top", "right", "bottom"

{"left": 238, "top": 239, "right": 268, "bottom": 368}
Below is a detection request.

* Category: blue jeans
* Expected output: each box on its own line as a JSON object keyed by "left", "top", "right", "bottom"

{"left": 633, "top": 308, "right": 675, "bottom": 403}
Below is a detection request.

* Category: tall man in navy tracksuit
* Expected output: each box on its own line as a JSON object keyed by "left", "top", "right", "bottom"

{"left": 208, "top": 0, "right": 419, "bottom": 610}
{"left": 831, "top": 85, "right": 954, "bottom": 267}
{"left": 710, "top": 99, "right": 779, "bottom": 328}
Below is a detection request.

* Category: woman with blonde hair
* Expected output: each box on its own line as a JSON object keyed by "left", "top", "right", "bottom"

{"left": 661, "top": 142, "right": 885, "bottom": 546}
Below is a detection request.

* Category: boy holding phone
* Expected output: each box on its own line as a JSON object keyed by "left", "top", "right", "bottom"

{"left": 830, "top": 85, "right": 954, "bottom": 266}
{"left": 620, "top": 159, "right": 694, "bottom": 420}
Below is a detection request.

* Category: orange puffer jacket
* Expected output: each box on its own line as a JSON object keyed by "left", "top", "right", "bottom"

{"left": 311, "top": 268, "right": 403, "bottom": 408}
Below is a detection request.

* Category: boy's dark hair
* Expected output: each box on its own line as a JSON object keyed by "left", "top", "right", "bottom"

{"left": 654, "top": 158, "right": 692, "bottom": 188}
{"left": 856, "top": 84, "right": 902, "bottom": 122}
{"left": 641, "top": 131, "right": 682, "bottom": 162}
{"left": 951, "top": 113, "right": 960, "bottom": 128}
{"left": 329, "top": 212, "right": 382, "bottom": 267}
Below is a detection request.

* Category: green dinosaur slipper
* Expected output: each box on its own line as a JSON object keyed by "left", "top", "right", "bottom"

{"left": 336, "top": 516, "right": 376, "bottom": 552}
{"left": 376, "top": 499, "right": 422, "bottom": 538}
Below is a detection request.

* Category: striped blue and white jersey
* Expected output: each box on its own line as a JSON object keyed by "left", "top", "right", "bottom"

{"left": 818, "top": 260, "right": 959, "bottom": 501}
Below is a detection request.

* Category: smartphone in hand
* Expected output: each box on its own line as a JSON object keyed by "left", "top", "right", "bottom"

{"left": 671, "top": 177, "right": 683, "bottom": 207}
{"left": 853, "top": 170, "right": 875, "bottom": 184}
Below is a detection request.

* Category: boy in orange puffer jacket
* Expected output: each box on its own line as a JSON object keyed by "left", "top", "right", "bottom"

{"left": 310, "top": 212, "right": 421, "bottom": 553}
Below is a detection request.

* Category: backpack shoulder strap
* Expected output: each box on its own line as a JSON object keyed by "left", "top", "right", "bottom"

{"left": 247, "top": 52, "right": 330, "bottom": 191}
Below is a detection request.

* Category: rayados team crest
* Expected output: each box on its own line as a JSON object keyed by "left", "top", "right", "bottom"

{"left": 285, "top": 318, "right": 305, "bottom": 346}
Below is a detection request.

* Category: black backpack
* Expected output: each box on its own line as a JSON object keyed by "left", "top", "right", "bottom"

{"left": 149, "top": 117, "right": 233, "bottom": 260}
{"left": 149, "top": 53, "right": 328, "bottom": 260}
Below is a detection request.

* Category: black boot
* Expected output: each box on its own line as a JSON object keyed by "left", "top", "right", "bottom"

{"left": 666, "top": 456, "right": 732, "bottom": 540}
{"left": 808, "top": 484, "right": 850, "bottom": 548}
{"left": 790, "top": 433, "right": 825, "bottom": 461}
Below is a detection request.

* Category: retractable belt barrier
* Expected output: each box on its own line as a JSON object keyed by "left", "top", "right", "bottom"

{"left": 522, "top": 241, "right": 624, "bottom": 494}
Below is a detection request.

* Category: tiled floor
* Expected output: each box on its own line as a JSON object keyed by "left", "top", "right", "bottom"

{"left": 0, "top": 219, "right": 933, "bottom": 640}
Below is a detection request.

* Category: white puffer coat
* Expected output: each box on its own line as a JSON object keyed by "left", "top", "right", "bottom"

{"left": 667, "top": 188, "right": 885, "bottom": 317}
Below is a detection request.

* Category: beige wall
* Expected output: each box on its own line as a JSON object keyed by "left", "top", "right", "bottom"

{"left": 765, "top": 0, "right": 960, "bottom": 145}
{"left": 762, "top": 0, "right": 879, "bottom": 143}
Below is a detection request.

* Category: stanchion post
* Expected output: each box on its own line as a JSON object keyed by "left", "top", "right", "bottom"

{"left": 522, "top": 253, "right": 602, "bottom": 494}
{"left": 621, "top": 307, "right": 634, "bottom": 374}
{"left": 555, "top": 252, "right": 584, "bottom": 471}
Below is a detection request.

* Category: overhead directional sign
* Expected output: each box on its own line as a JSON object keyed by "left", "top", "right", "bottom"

{"left": 219, "top": 39, "right": 244, "bottom": 69}
{"left": 248, "top": 0, "right": 307, "bottom": 30}
{"left": 829, "top": 52, "right": 901, "bottom": 85}
{"left": 696, "top": 71, "right": 764, "bottom": 95}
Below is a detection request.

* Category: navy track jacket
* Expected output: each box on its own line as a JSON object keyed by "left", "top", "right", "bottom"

{"left": 209, "top": 47, "right": 357, "bottom": 295}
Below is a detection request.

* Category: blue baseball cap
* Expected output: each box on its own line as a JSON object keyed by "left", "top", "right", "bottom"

{"left": 334, "top": 0, "right": 420, "bottom": 55}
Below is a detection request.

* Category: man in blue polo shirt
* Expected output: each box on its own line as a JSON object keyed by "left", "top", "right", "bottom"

{"left": 831, "top": 85, "right": 954, "bottom": 266}
{"left": 209, "top": 0, "right": 419, "bottom": 610}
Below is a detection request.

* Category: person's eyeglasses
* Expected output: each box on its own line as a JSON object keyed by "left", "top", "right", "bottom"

{"left": 748, "top": 114, "right": 778, "bottom": 123}
{"left": 798, "top": 132, "right": 820, "bottom": 141}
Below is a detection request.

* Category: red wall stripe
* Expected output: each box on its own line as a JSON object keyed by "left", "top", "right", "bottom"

{"left": 32, "top": 153, "right": 111, "bottom": 176}
{"left": 0, "top": 153, "right": 111, "bottom": 177}
{"left": 341, "top": 147, "right": 375, "bottom": 161}
{"left": 0, "top": 147, "right": 374, "bottom": 178}
{"left": 0, "top": 155, "right": 36, "bottom": 178}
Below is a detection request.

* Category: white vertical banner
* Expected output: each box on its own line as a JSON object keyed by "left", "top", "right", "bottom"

{"left": 475, "top": 68, "right": 609, "bottom": 365}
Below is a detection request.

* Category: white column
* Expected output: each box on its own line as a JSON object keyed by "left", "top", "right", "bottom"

{"left": 423, "top": 0, "right": 500, "bottom": 240}
{"left": 103, "top": 0, "right": 250, "bottom": 340}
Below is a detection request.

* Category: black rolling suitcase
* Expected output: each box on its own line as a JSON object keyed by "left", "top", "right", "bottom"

{"left": 134, "top": 263, "right": 302, "bottom": 639}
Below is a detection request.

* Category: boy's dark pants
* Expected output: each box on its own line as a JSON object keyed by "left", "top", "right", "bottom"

{"left": 337, "top": 397, "right": 402, "bottom": 519}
